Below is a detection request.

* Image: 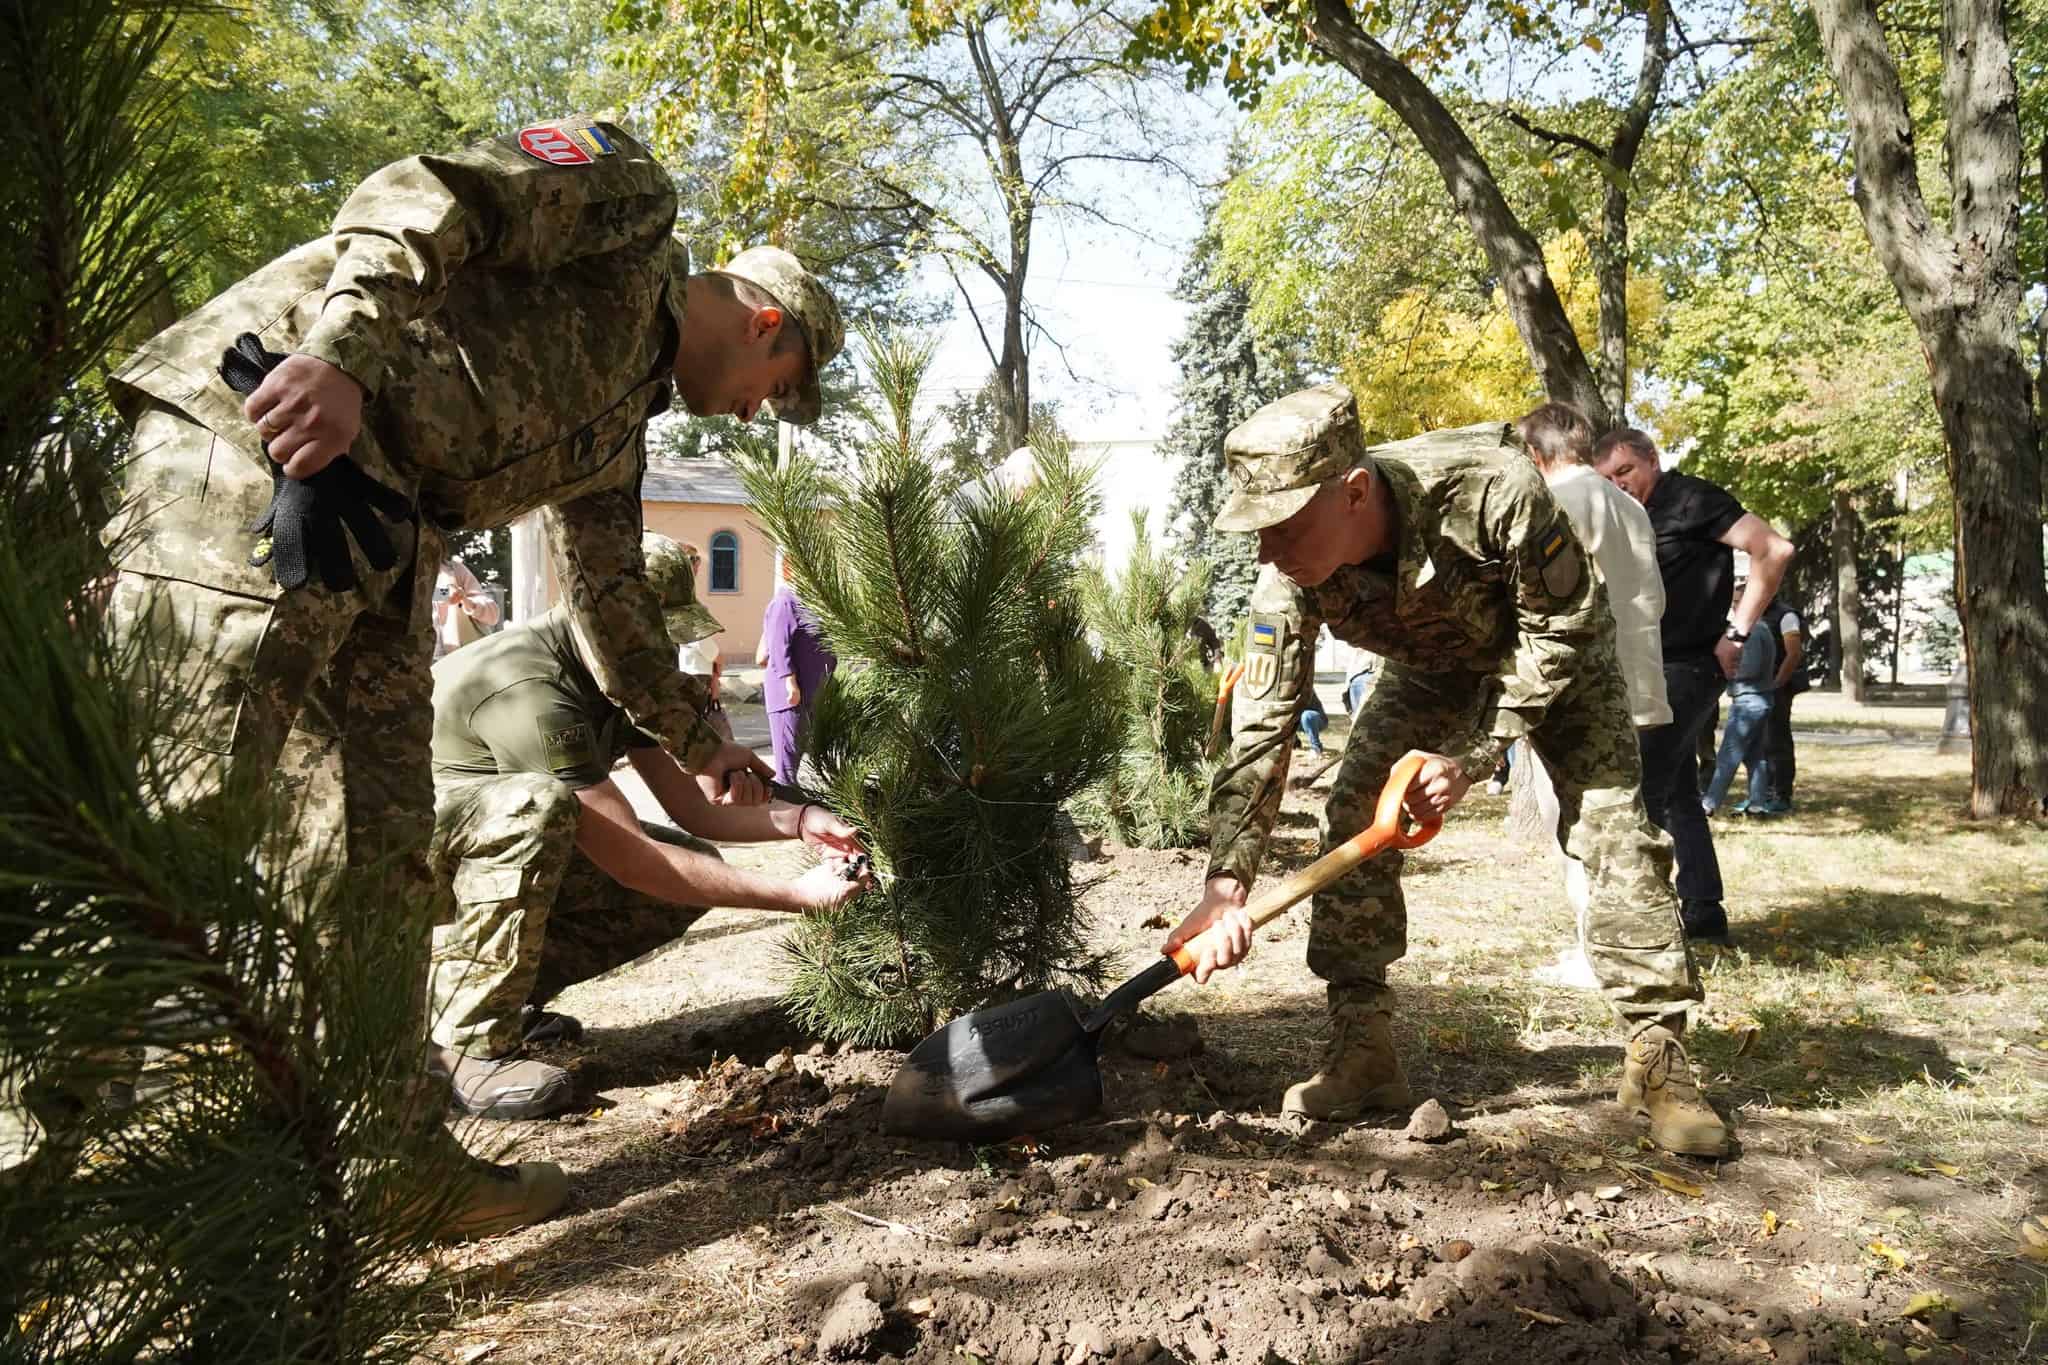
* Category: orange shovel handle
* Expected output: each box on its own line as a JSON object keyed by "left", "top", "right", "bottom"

{"left": 1170, "top": 752, "right": 1442, "bottom": 976}
{"left": 1205, "top": 661, "right": 1246, "bottom": 755}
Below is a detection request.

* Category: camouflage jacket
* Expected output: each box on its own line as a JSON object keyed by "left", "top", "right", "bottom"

{"left": 108, "top": 115, "right": 725, "bottom": 772}
{"left": 1208, "top": 422, "right": 1613, "bottom": 885}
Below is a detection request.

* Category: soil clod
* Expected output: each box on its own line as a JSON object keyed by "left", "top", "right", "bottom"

{"left": 1404, "top": 1097, "right": 1455, "bottom": 1142}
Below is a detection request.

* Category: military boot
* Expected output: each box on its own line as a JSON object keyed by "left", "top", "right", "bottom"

{"left": 390, "top": 1130, "right": 570, "bottom": 1242}
{"left": 445, "top": 1052, "right": 575, "bottom": 1120}
{"left": 1619, "top": 1023, "right": 1731, "bottom": 1157}
{"left": 1282, "top": 1009, "right": 1411, "bottom": 1120}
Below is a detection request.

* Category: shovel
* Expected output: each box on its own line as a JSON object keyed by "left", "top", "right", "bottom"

{"left": 880, "top": 753, "right": 1443, "bottom": 1141}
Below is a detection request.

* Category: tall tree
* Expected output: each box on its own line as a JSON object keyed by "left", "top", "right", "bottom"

{"left": 1162, "top": 190, "right": 1305, "bottom": 626}
{"left": 1811, "top": 0, "right": 2048, "bottom": 816}
{"left": 618, "top": 0, "right": 1193, "bottom": 451}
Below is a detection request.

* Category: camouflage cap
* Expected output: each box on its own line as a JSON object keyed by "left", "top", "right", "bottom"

{"left": 642, "top": 532, "right": 723, "bottom": 645}
{"left": 715, "top": 245, "right": 845, "bottom": 426}
{"left": 1213, "top": 383, "right": 1369, "bottom": 532}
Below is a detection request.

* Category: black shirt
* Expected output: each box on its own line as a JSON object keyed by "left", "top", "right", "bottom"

{"left": 1644, "top": 470, "right": 1747, "bottom": 662}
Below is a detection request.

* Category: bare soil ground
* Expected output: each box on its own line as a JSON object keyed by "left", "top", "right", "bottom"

{"left": 423, "top": 713, "right": 2048, "bottom": 1365}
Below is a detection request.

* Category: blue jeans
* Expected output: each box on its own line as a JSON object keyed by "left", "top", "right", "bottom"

{"left": 1703, "top": 690, "right": 1771, "bottom": 812}
{"left": 1637, "top": 658, "right": 1725, "bottom": 905}
{"left": 1299, "top": 708, "right": 1327, "bottom": 756}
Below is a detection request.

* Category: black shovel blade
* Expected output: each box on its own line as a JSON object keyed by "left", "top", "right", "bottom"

{"left": 881, "top": 989, "right": 1106, "bottom": 1142}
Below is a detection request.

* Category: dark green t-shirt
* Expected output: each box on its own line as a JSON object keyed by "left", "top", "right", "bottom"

{"left": 430, "top": 605, "right": 654, "bottom": 788}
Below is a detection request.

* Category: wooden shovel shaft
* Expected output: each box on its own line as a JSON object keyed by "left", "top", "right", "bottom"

{"left": 1170, "top": 752, "right": 1441, "bottom": 975}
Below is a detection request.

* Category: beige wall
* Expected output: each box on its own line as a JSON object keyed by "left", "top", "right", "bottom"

{"left": 641, "top": 501, "right": 777, "bottom": 664}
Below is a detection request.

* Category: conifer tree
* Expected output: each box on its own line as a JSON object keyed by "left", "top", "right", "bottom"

{"left": 1079, "top": 513, "right": 1217, "bottom": 848}
{"left": 2, "top": 5, "right": 453, "bottom": 1358}
{"left": 1162, "top": 186, "right": 1307, "bottom": 632}
{"left": 740, "top": 333, "right": 1125, "bottom": 1045}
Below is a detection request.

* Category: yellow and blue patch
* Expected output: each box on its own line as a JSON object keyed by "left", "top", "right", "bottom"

{"left": 1250, "top": 621, "right": 1278, "bottom": 650}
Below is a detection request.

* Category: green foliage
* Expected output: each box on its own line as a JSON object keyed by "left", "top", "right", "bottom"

{"left": 1161, "top": 181, "right": 1305, "bottom": 628}
{"left": 935, "top": 376, "right": 1065, "bottom": 484}
{"left": 1078, "top": 512, "right": 1218, "bottom": 848}
{"left": 1, "top": 3, "right": 450, "bottom": 1357}
{"left": 739, "top": 331, "right": 1125, "bottom": 1045}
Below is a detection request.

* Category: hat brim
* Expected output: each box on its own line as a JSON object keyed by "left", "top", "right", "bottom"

{"left": 1214, "top": 483, "right": 1320, "bottom": 533}
{"left": 664, "top": 604, "right": 723, "bottom": 645}
{"left": 766, "top": 375, "right": 823, "bottom": 426}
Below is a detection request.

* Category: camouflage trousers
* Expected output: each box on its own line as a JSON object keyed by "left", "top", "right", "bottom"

{"left": 1314, "top": 662, "right": 1699, "bottom": 1032}
{"left": 0, "top": 402, "right": 445, "bottom": 1168}
{"left": 428, "top": 773, "right": 716, "bottom": 1057}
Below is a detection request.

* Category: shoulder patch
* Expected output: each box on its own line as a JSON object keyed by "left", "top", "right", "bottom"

{"left": 539, "top": 717, "right": 596, "bottom": 773}
{"left": 1244, "top": 612, "right": 1285, "bottom": 700}
{"left": 1539, "top": 522, "right": 1583, "bottom": 599}
{"left": 517, "top": 122, "right": 613, "bottom": 166}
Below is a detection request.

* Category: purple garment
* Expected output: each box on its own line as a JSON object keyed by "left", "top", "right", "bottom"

{"left": 762, "top": 587, "right": 835, "bottom": 712}
{"left": 762, "top": 586, "right": 835, "bottom": 783}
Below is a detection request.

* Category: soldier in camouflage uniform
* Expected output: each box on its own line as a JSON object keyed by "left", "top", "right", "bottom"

{"left": 1165, "top": 385, "right": 1729, "bottom": 1157}
{"left": 98, "top": 115, "right": 847, "bottom": 1236}
{"left": 427, "top": 534, "right": 872, "bottom": 1120}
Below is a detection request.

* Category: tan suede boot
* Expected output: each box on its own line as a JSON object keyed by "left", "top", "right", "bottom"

{"left": 1281, "top": 1009, "right": 1412, "bottom": 1120}
{"left": 1618, "top": 1023, "right": 1731, "bottom": 1157}
{"left": 388, "top": 1129, "right": 571, "bottom": 1242}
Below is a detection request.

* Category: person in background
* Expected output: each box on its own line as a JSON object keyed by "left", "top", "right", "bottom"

{"left": 1701, "top": 590, "right": 1778, "bottom": 815}
{"left": 1757, "top": 596, "right": 1806, "bottom": 813}
{"left": 1297, "top": 685, "right": 1328, "bottom": 759}
{"left": 433, "top": 556, "right": 502, "bottom": 660}
{"left": 673, "top": 543, "right": 733, "bottom": 741}
{"left": 1592, "top": 428, "right": 1794, "bottom": 947}
{"left": 760, "top": 558, "right": 836, "bottom": 785}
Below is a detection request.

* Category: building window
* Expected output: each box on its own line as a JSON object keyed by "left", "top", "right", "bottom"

{"left": 708, "top": 530, "right": 740, "bottom": 593}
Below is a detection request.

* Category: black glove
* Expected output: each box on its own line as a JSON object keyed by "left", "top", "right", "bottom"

{"left": 217, "top": 332, "right": 413, "bottom": 592}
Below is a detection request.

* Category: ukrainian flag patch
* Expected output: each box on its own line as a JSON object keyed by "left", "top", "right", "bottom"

{"left": 1542, "top": 529, "right": 1567, "bottom": 560}
{"left": 1251, "top": 622, "right": 1278, "bottom": 648}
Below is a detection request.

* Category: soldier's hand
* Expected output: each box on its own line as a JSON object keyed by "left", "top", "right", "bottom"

{"left": 240, "top": 352, "right": 364, "bottom": 479}
{"left": 1165, "top": 875, "right": 1253, "bottom": 984}
{"left": 796, "top": 803, "right": 866, "bottom": 857}
{"left": 703, "top": 740, "right": 774, "bottom": 806}
{"left": 1400, "top": 751, "right": 1472, "bottom": 821}
{"left": 790, "top": 859, "right": 873, "bottom": 912}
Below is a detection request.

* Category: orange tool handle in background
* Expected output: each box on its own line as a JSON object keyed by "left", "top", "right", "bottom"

{"left": 1169, "top": 752, "right": 1442, "bottom": 976}
{"left": 1206, "top": 661, "right": 1246, "bottom": 756}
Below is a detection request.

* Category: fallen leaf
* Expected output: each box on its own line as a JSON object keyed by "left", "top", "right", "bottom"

{"left": 1561, "top": 1154, "right": 1604, "bottom": 1172}
{"left": 1898, "top": 1292, "right": 1955, "bottom": 1320}
{"left": 1140, "top": 913, "right": 1170, "bottom": 930}
{"left": 1126, "top": 1176, "right": 1155, "bottom": 1190}
{"left": 1480, "top": 1179, "right": 1506, "bottom": 1192}
{"left": 1849, "top": 1132, "right": 1885, "bottom": 1146}
{"left": 1594, "top": 1185, "right": 1625, "bottom": 1201}
{"left": 457, "top": 1344, "right": 498, "bottom": 1364}
{"left": 1904, "top": 1349, "right": 1931, "bottom": 1362}
{"left": 1866, "top": 1239, "right": 1909, "bottom": 1271}
{"left": 1761, "top": 1209, "right": 1780, "bottom": 1238}
{"left": 991, "top": 1194, "right": 1022, "bottom": 1212}
{"left": 1648, "top": 1170, "right": 1705, "bottom": 1199}
{"left": 1919, "top": 1162, "right": 1961, "bottom": 1179}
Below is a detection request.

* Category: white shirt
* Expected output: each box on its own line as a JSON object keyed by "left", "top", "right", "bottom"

{"left": 1544, "top": 465, "right": 1672, "bottom": 728}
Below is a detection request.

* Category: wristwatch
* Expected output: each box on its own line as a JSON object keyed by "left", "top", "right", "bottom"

{"left": 1724, "top": 627, "right": 1748, "bottom": 643}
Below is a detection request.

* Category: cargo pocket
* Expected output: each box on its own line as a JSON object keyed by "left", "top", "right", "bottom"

{"left": 444, "top": 860, "right": 532, "bottom": 968}
{"left": 109, "top": 573, "right": 275, "bottom": 758}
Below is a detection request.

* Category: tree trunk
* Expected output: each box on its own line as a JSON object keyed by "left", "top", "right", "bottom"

{"left": 1302, "top": 0, "right": 1609, "bottom": 428}
{"left": 1834, "top": 488, "right": 1866, "bottom": 703}
{"left": 1591, "top": 187, "right": 1630, "bottom": 419}
{"left": 1813, "top": 0, "right": 2048, "bottom": 816}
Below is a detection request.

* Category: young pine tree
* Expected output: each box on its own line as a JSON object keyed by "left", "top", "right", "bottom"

{"left": 740, "top": 332, "right": 1124, "bottom": 1045}
{"left": 1079, "top": 513, "right": 1218, "bottom": 849}
{"left": 2, "top": 5, "right": 457, "bottom": 1358}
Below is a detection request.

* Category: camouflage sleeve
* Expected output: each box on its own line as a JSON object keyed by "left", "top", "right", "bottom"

{"left": 544, "top": 478, "right": 725, "bottom": 775}
{"left": 1456, "top": 459, "right": 1606, "bottom": 779}
{"left": 297, "top": 116, "right": 677, "bottom": 395}
{"left": 1205, "top": 565, "right": 1321, "bottom": 888}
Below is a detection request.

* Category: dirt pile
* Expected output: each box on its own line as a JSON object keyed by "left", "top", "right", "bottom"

{"left": 659, "top": 1050, "right": 833, "bottom": 1155}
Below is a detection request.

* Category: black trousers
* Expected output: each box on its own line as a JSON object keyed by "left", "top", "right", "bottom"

{"left": 1637, "top": 658, "right": 1726, "bottom": 905}
{"left": 1763, "top": 690, "right": 1798, "bottom": 802}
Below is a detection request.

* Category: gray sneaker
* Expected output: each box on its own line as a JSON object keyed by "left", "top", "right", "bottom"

{"left": 448, "top": 1053, "right": 575, "bottom": 1120}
